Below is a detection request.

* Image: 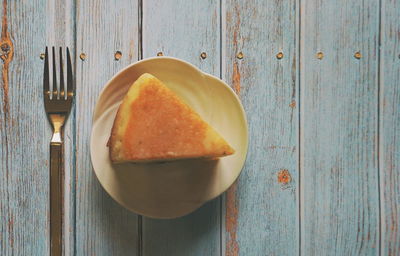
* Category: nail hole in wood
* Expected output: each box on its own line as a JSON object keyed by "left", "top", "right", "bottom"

{"left": 276, "top": 52, "right": 283, "bottom": 59}
{"left": 277, "top": 169, "right": 291, "bottom": 184}
{"left": 114, "top": 51, "right": 122, "bottom": 61}
{"left": 317, "top": 52, "right": 324, "bottom": 60}
{"left": 200, "top": 52, "right": 207, "bottom": 59}
{"left": 80, "top": 53, "right": 86, "bottom": 61}
{"left": 354, "top": 51, "right": 362, "bottom": 59}
{"left": 236, "top": 52, "right": 243, "bottom": 59}
{"left": 289, "top": 100, "right": 296, "bottom": 109}
{"left": 157, "top": 52, "right": 163, "bottom": 56}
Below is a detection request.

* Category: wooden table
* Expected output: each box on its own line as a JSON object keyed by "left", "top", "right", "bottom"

{"left": 1, "top": 0, "right": 399, "bottom": 255}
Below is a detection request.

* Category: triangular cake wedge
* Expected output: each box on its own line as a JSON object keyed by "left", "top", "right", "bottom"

{"left": 108, "top": 73, "right": 235, "bottom": 163}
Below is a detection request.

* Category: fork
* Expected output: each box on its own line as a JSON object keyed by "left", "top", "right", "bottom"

{"left": 43, "top": 46, "right": 74, "bottom": 256}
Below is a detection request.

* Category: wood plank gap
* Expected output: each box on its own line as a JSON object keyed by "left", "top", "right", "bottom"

{"left": 72, "top": 8, "right": 77, "bottom": 256}
{"left": 377, "top": 0, "right": 383, "bottom": 254}
{"left": 299, "top": 0, "right": 305, "bottom": 254}
{"left": 296, "top": 0, "right": 301, "bottom": 255}
{"left": 137, "top": 0, "right": 143, "bottom": 255}
{"left": 219, "top": 1, "right": 225, "bottom": 255}
{"left": 137, "top": 215, "right": 143, "bottom": 256}
{"left": 138, "top": 0, "right": 143, "bottom": 60}
{"left": 378, "top": 0, "right": 400, "bottom": 253}
{"left": 71, "top": 95, "right": 77, "bottom": 256}
{"left": 69, "top": 1, "right": 77, "bottom": 255}
{"left": 64, "top": 0, "right": 78, "bottom": 255}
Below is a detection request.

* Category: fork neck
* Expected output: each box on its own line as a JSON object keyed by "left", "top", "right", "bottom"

{"left": 49, "top": 114, "right": 66, "bottom": 144}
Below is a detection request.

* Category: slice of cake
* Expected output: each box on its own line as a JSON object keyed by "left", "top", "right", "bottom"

{"left": 108, "top": 73, "right": 234, "bottom": 163}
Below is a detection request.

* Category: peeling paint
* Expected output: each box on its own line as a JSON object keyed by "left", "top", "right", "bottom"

{"left": 226, "top": 182, "right": 239, "bottom": 256}
{"left": 232, "top": 63, "right": 241, "bottom": 95}
{"left": 232, "top": 5, "right": 240, "bottom": 48}
{"left": 8, "top": 214, "right": 14, "bottom": 248}
{"left": 1, "top": 2, "right": 13, "bottom": 250}
{"left": 231, "top": 4, "right": 242, "bottom": 96}
{"left": 268, "top": 145, "right": 296, "bottom": 152}
{"left": 226, "top": 6, "right": 242, "bottom": 255}
{"left": 129, "top": 39, "right": 135, "bottom": 60}
{"left": 1, "top": 0, "right": 13, "bottom": 116}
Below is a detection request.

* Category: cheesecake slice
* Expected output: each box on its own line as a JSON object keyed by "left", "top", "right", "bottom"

{"left": 108, "top": 73, "right": 234, "bottom": 163}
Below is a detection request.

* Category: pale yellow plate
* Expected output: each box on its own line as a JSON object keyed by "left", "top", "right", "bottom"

{"left": 90, "top": 57, "right": 248, "bottom": 219}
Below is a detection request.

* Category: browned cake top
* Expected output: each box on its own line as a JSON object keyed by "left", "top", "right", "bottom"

{"left": 123, "top": 78, "right": 208, "bottom": 159}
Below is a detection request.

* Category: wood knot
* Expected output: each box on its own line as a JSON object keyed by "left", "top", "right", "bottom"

{"left": 277, "top": 169, "right": 291, "bottom": 184}
{"left": 0, "top": 39, "right": 13, "bottom": 63}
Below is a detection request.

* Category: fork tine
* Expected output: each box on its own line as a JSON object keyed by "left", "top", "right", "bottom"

{"left": 52, "top": 46, "right": 58, "bottom": 99}
{"left": 59, "top": 47, "right": 65, "bottom": 99}
{"left": 66, "top": 47, "right": 73, "bottom": 98}
{"left": 43, "top": 47, "right": 50, "bottom": 97}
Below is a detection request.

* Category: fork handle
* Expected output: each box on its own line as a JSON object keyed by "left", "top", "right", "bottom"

{"left": 50, "top": 142, "right": 64, "bottom": 256}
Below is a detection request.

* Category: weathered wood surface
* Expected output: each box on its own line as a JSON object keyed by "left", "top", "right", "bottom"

{"left": 74, "top": 0, "right": 139, "bottom": 255}
{"left": 223, "top": 0, "right": 299, "bottom": 255}
{"left": 141, "top": 1, "right": 221, "bottom": 255}
{"left": 1, "top": 0, "right": 400, "bottom": 255}
{"left": 380, "top": 0, "right": 400, "bottom": 254}
{"left": 301, "top": 0, "right": 380, "bottom": 255}
{"left": 0, "top": 0, "right": 48, "bottom": 255}
{"left": 0, "top": 0, "right": 75, "bottom": 255}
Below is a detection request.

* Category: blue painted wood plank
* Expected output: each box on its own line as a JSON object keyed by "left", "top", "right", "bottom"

{"left": 0, "top": 1, "right": 48, "bottom": 254}
{"left": 300, "top": 0, "right": 380, "bottom": 255}
{"left": 380, "top": 0, "right": 400, "bottom": 254}
{"left": 0, "top": 0, "right": 75, "bottom": 254}
{"left": 74, "top": 0, "right": 139, "bottom": 255}
{"left": 223, "top": 0, "right": 299, "bottom": 255}
{"left": 141, "top": 0, "right": 221, "bottom": 255}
